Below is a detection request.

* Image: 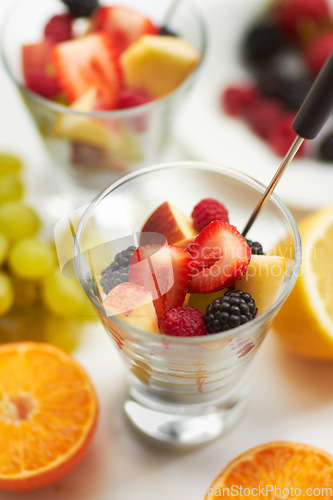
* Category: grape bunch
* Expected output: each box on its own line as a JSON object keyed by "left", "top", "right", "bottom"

{"left": 0, "top": 152, "right": 96, "bottom": 351}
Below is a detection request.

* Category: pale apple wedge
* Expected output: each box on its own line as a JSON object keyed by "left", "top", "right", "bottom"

{"left": 186, "top": 289, "right": 229, "bottom": 314}
{"left": 53, "top": 88, "right": 120, "bottom": 149}
{"left": 234, "top": 255, "right": 288, "bottom": 314}
{"left": 177, "top": 236, "right": 196, "bottom": 249}
{"left": 120, "top": 35, "right": 200, "bottom": 98}
{"left": 102, "top": 282, "right": 159, "bottom": 334}
{"left": 140, "top": 201, "right": 197, "bottom": 245}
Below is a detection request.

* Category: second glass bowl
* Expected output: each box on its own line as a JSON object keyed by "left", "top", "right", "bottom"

{"left": 1, "top": 0, "right": 207, "bottom": 191}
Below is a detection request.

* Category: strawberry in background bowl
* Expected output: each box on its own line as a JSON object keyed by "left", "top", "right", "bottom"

{"left": 1, "top": 0, "right": 206, "bottom": 192}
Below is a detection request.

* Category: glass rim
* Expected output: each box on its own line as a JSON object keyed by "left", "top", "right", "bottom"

{"left": 73, "top": 160, "right": 302, "bottom": 345}
{"left": 0, "top": 0, "right": 208, "bottom": 119}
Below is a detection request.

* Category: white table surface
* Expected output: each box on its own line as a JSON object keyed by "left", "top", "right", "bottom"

{"left": 1, "top": 1, "right": 333, "bottom": 499}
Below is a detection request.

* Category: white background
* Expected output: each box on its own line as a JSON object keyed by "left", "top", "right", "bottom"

{"left": 1, "top": 1, "right": 333, "bottom": 499}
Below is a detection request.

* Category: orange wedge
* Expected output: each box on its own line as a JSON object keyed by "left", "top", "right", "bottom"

{"left": 205, "top": 441, "right": 333, "bottom": 499}
{"left": 0, "top": 342, "right": 98, "bottom": 492}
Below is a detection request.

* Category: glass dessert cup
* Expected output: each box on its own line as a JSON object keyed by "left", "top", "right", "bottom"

{"left": 1, "top": 0, "right": 207, "bottom": 193}
{"left": 73, "top": 161, "right": 302, "bottom": 447}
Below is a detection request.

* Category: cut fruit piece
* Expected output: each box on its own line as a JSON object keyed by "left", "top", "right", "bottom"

{"left": 22, "top": 40, "right": 54, "bottom": 77}
{"left": 91, "top": 6, "right": 158, "bottom": 53}
{"left": 273, "top": 205, "right": 333, "bottom": 359}
{"left": 177, "top": 236, "right": 196, "bottom": 249}
{"left": 53, "top": 33, "right": 121, "bottom": 109}
{"left": 102, "top": 282, "right": 159, "bottom": 334}
{"left": 128, "top": 244, "right": 191, "bottom": 319}
{"left": 53, "top": 88, "right": 120, "bottom": 149}
{"left": 234, "top": 254, "right": 287, "bottom": 314}
{"left": 205, "top": 441, "right": 333, "bottom": 500}
{"left": 140, "top": 201, "right": 197, "bottom": 245}
{"left": 121, "top": 35, "right": 200, "bottom": 98}
{"left": 0, "top": 342, "right": 98, "bottom": 492}
{"left": 188, "top": 221, "right": 251, "bottom": 293}
{"left": 0, "top": 272, "right": 14, "bottom": 316}
{"left": 22, "top": 40, "right": 59, "bottom": 98}
{"left": 186, "top": 289, "right": 228, "bottom": 314}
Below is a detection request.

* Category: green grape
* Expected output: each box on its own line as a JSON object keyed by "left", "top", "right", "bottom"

{"left": 0, "top": 232, "right": 9, "bottom": 266}
{"left": 0, "top": 153, "right": 23, "bottom": 178}
{"left": 0, "top": 174, "right": 24, "bottom": 203}
{"left": 9, "top": 238, "right": 55, "bottom": 280}
{"left": 42, "top": 268, "right": 87, "bottom": 317}
{"left": 43, "top": 315, "right": 81, "bottom": 352}
{"left": 11, "top": 277, "right": 39, "bottom": 307}
{"left": 0, "top": 201, "right": 40, "bottom": 241}
{"left": 0, "top": 272, "right": 14, "bottom": 316}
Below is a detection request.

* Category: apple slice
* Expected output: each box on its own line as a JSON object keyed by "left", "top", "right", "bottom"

{"left": 102, "top": 282, "right": 159, "bottom": 334}
{"left": 186, "top": 289, "right": 228, "bottom": 314}
{"left": 120, "top": 35, "right": 201, "bottom": 98}
{"left": 53, "top": 88, "right": 121, "bottom": 149}
{"left": 140, "top": 202, "right": 197, "bottom": 245}
{"left": 234, "top": 254, "right": 288, "bottom": 314}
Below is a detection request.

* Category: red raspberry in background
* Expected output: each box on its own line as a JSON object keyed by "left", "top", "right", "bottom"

{"left": 160, "top": 307, "right": 207, "bottom": 337}
{"left": 191, "top": 198, "right": 229, "bottom": 232}
{"left": 118, "top": 88, "right": 154, "bottom": 109}
{"left": 222, "top": 85, "right": 259, "bottom": 117}
{"left": 272, "top": 0, "right": 330, "bottom": 38}
{"left": 44, "top": 15, "right": 73, "bottom": 43}
{"left": 25, "top": 70, "right": 60, "bottom": 98}
{"left": 305, "top": 32, "right": 333, "bottom": 76}
{"left": 246, "top": 98, "right": 283, "bottom": 139}
{"left": 268, "top": 113, "right": 305, "bottom": 157}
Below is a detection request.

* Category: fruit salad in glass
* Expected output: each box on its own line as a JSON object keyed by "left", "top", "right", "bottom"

{"left": 1, "top": 0, "right": 206, "bottom": 190}
{"left": 73, "top": 161, "right": 301, "bottom": 446}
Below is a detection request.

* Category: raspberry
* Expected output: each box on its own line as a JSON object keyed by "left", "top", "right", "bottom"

{"left": 100, "top": 246, "right": 136, "bottom": 295}
{"left": 191, "top": 198, "right": 229, "bottom": 232}
{"left": 272, "top": 0, "right": 330, "bottom": 38}
{"left": 118, "top": 89, "right": 154, "bottom": 109}
{"left": 222, "top": 85, "right": 259, "bottom": 117}
{"left": 242, "top": 22, "right": 287, "bottom": 64}
{"left": 61, "top": 0, "right": 99, "bottom": 17}
{"left": 44, "top": 15, "right": 73, "bottom": 43}
{"left": 318, "top": 132, "right": 333, "bottom": 161}
{"left": 268, "top": 113, "right": 305, "bottom": 157}
{"left": 160, "top": 307, "right": 207, "bottom": 337}
{"left": 204, "top": 290, "right": 258, "bottom": 333}
{"left": 246, "top": 98, "right": 283, "bottom": 139}
{"left": 305, "top": 32, "right": 333, "bottom": 76}
{"left": 25, "top": 70, "right": 60, "bottom": 98}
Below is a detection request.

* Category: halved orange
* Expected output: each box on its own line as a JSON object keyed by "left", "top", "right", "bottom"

{"left": 205, "top": 441, "right": 333, "bottom": 499}
{"left": 0, "top": 342, "right": 98, "bottom": 492}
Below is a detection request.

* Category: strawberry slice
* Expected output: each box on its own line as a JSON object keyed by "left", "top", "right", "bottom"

{"left": 90, "top": 6, "right": 158, "bottom": 54}
{"left": 22, "top": 40, "right": 53, "bottom": 74}
{"left": 53, "top": 33, "right": 121, "bottom": 109}
{"left": 128, "top": 245, "right": 191, "bottom": 319}
{"left": 188, "top": 221, "right": 251, "bottom": 293}
{"left": 22, "top": 40, "right": 60, "bottom": 98}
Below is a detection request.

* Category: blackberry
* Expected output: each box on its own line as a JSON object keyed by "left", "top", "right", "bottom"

{"left": 204, "top": 290, "right": 258, "bottom": 333}
{"left": 282, "top": 75, "right": 314, "bottom": 111}
{"left": 257, "top": 66, "right": 288, "bottom": 101}
{"left": 159, "top": 26, "right": 179, "bottom": 37}
{"left": 100, "top": 246, "right": 136, "bottom": 295}
{"left": 318, "top": 132, "right": 333, "bottom": 161}
{"left": 246, "top": 239, "right": 265, "bottom": 255}
{"left": 242, "top": 22, "right": 287, "bottom": 65}
{"left": 61, "top": 0, "right": 99, "bottom": 17}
